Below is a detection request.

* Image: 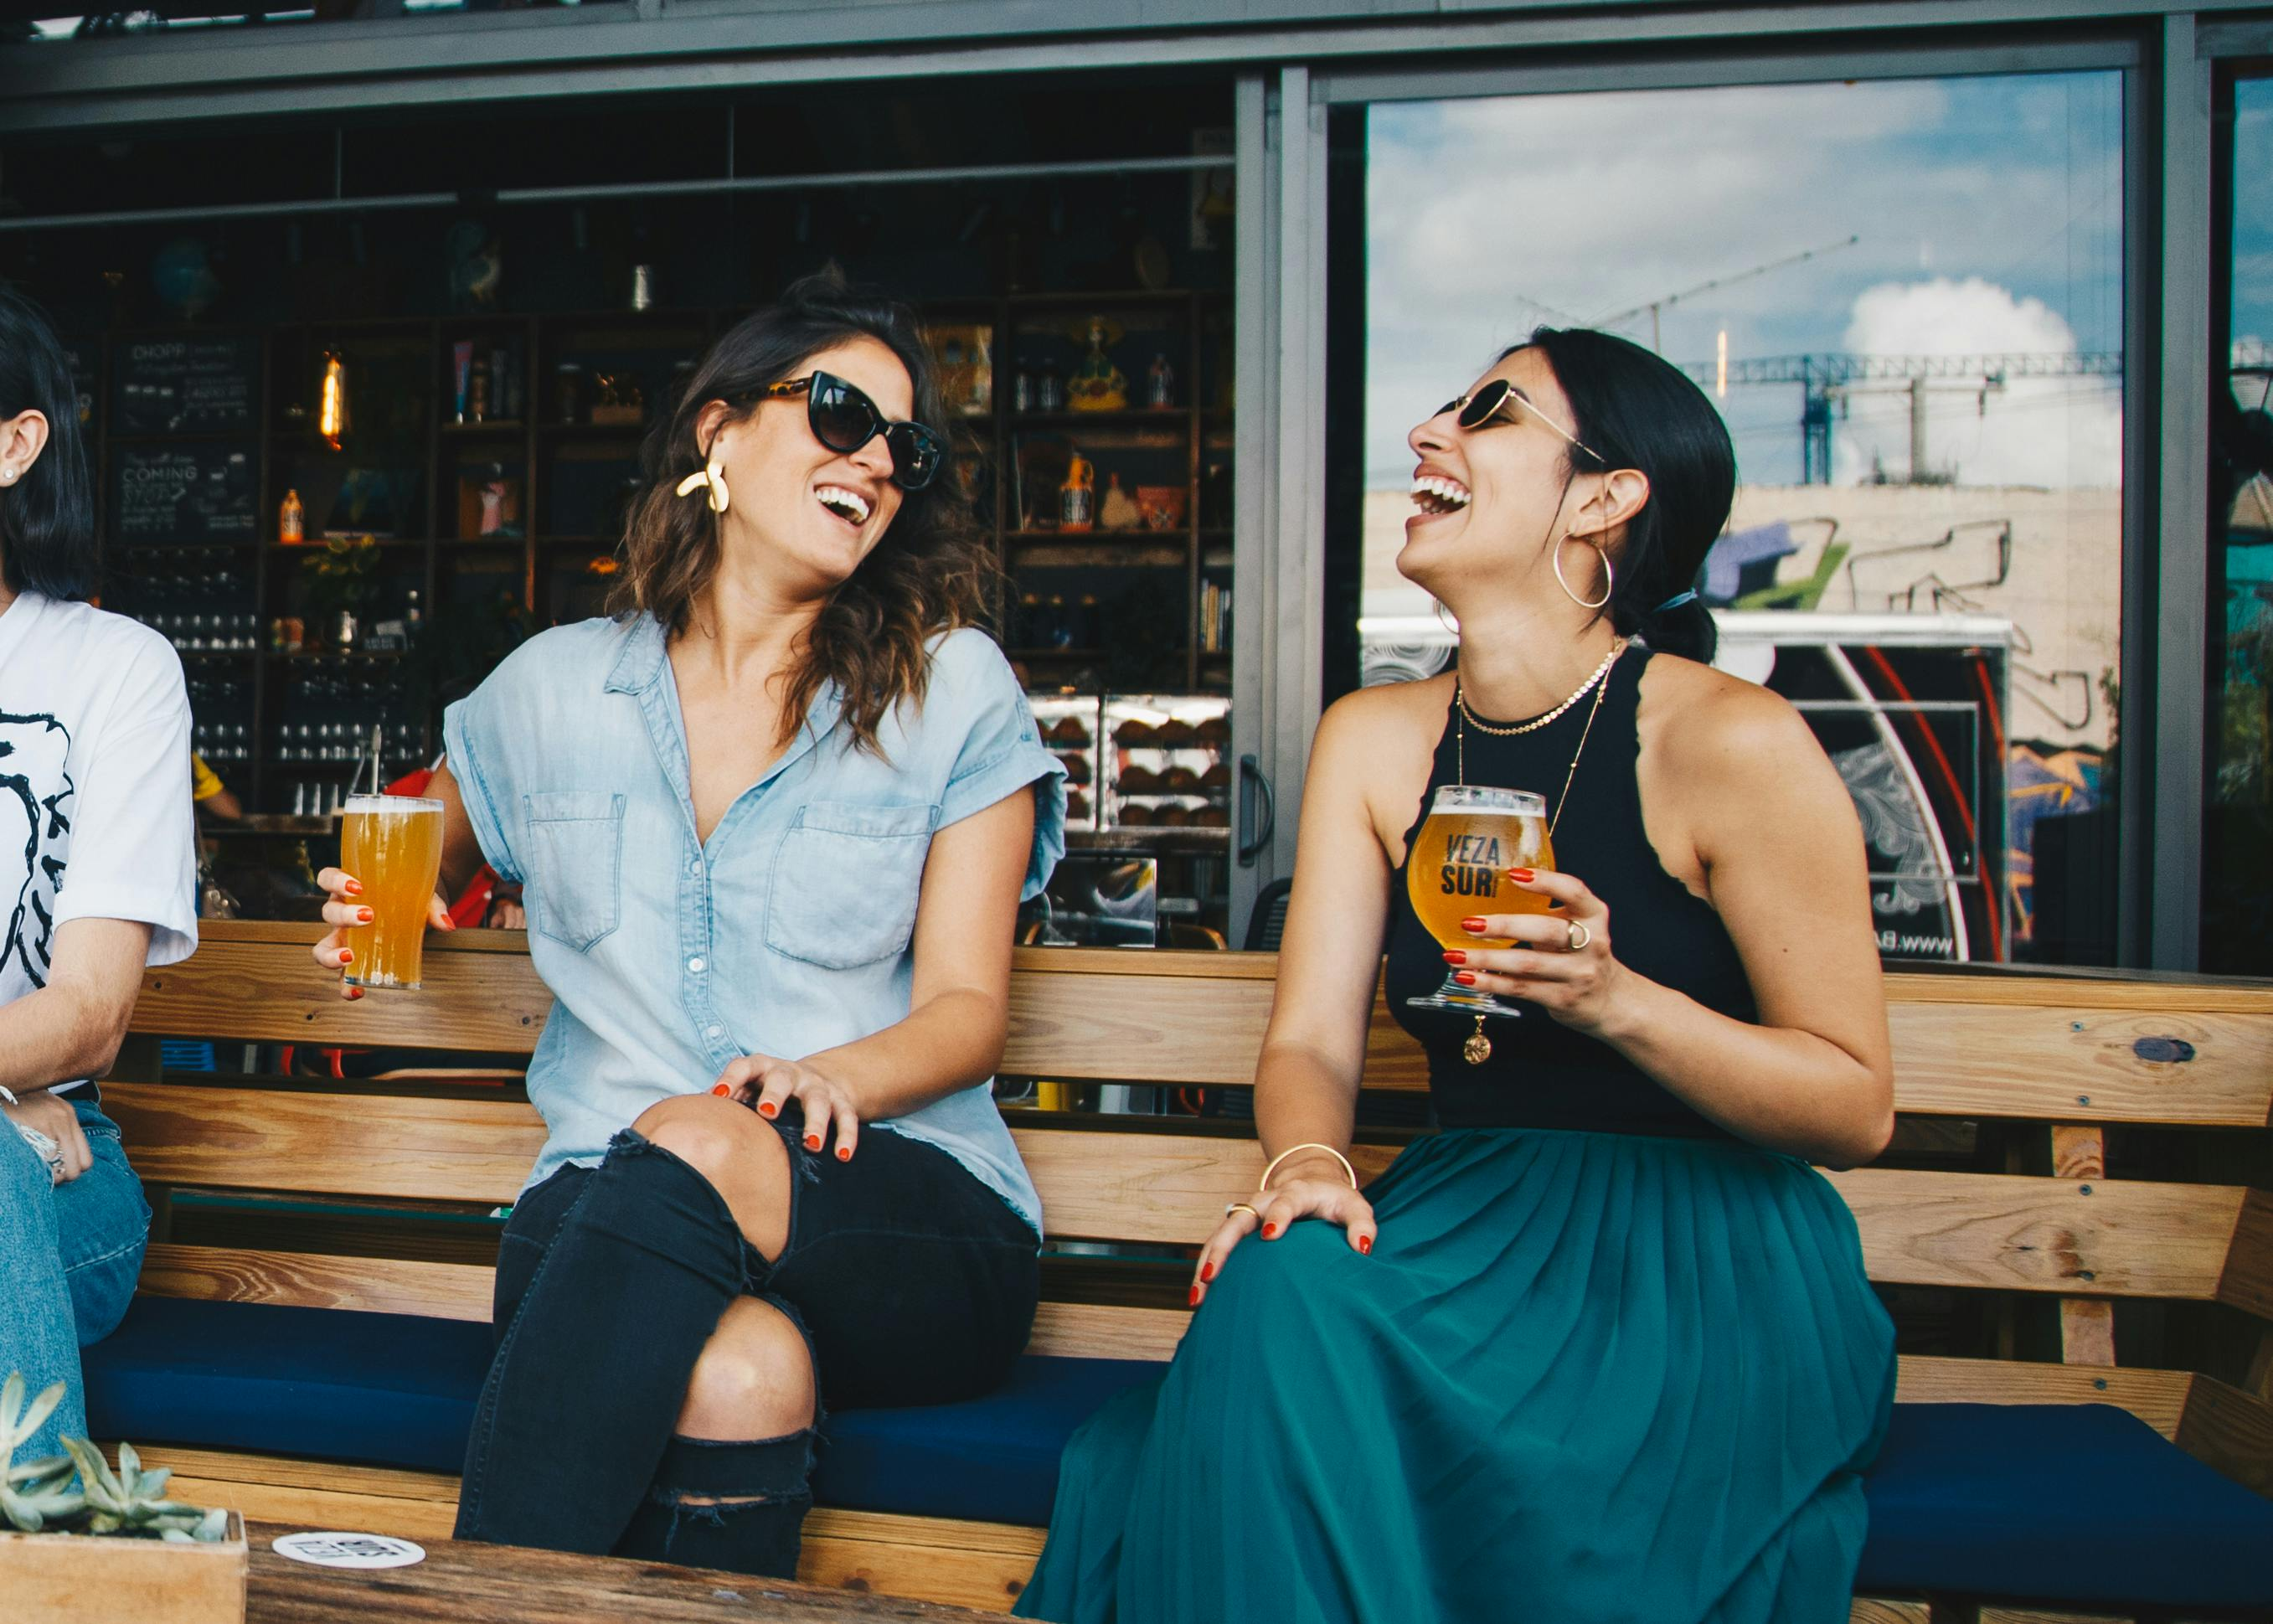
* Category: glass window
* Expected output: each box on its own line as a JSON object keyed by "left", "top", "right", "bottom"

{"left": 2206, "top": 70, "right": 2273, "bottom": 975}
{"left": 1347, "top": 72, "right": 2127, "bottom": 966}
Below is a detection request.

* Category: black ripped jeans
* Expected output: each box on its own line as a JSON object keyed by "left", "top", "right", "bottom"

{"left": 454, "top": 1106, "right": 1040, "bottom": 1574}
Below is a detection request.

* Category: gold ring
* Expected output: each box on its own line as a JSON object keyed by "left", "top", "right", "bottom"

{"left": 1564, "top": 920, "right": 1593, "bottom": 953}
{"left": 1225, "top": 1202, "right": 1261, "bottom": 1223}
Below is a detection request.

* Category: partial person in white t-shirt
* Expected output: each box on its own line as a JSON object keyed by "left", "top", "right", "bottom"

{"left": 0, "top": 286, "right": 196, "bottom": 1463}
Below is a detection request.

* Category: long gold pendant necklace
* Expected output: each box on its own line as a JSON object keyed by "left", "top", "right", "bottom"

{"left": 1451, "top": 637, "right": 1626, "bottom": 1065}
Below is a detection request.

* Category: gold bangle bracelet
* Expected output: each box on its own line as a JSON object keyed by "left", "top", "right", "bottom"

{"left": 1260, "top": 1142, "right": 1358, "bottom": 1193}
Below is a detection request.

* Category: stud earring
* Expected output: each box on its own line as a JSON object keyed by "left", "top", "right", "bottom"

{"left": 0, "top": 467, "right": 15, "bottom": 486}
{"left": 673, "top": 458, "right": 729, "bottom": 515}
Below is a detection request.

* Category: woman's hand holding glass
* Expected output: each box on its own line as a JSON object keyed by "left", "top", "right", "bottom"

{"left": 309, "top": 865, "right": 455, "bottom": 1000}
{"left": 1446, "top": 867, "right": 1623, "bottom": 1032}
{"left": 1187, "top": 1150, "right": 1377, "bottom": 1310}
{"left": 710, "top": 1053, "right": 863, "bottom": 1163}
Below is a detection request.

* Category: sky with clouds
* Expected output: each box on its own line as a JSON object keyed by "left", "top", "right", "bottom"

{"left": 2234, "top": 80, "right": 2271, "bottom": 373}
{"left": 1364, "top": 71, "right": 2127, "bottom": 492}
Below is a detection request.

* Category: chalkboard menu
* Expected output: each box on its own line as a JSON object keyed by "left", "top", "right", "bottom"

{"left": 111, "top": 442, "right": 259, "bottom": 544}
{"left": 112, "top": 335, "right": 260, "bottom": 434}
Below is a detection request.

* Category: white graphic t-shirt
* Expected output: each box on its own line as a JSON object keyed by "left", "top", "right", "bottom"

{"left": 0, "top": 590, "right": 197, "bottom": 1093}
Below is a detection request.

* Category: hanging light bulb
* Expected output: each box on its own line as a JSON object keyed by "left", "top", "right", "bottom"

{"left": 1716, "top": 329, "right": 1729, "bottom": 400}
{"left": 317, "top": 350, "right": 350, "bottom": 449}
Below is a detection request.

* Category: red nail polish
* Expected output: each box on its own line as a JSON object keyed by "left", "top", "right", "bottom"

{"left": 836, "top": 1146, "right": 852, "bottom": 1163}
{"left": 1261, "top": 1224, "right": 1280, "bottom": 1239}
{"left": 1358, "top": 1235, "right": 1374, "bottom": 1255}
{"left": 1442, "top": 950, "right": 1466, "bottom": 966}
{"left": 1201, "top": 1262, "right": 1217, "bottom": 1282}
{"left": 347, "top": 987, "right": 364, "bottom": 1000}
{"left": 1454, "top": 970, "right": 1477, "bottom": 986}
{"left": 1460, "top": 916, "right": 1486, "bottom": 932}
{"left": 1188, "top": 1286, "right": 1203, "bottom": 1307}
{"left": 357, "top": 907, "right": 374, "bottom": 924}
{"left": 759, "top": 1101, "right": 777, "bottom": 1118}
{"left": 343, "top": 879, "right": 363, "bottom": 896}
{"left": 805, "top": 1135, "right": 822, "bottom": 1152}
{"left": 1508, "top": 867, "right": 1535, "bottom": 883}
{"left": 711, "top": 1083, "right": 731, "bottom": 1097}
{"left": 338, "top": 950, "right": 353, "bottom": 964}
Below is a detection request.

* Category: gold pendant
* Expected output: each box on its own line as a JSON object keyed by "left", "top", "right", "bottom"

{"left": 1462, "top": 1016, "right": 1492, "bottom": 1066}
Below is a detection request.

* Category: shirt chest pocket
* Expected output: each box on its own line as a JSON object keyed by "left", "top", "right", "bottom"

{"left": 764, "top": 799, "right": 940, "bottom": 970}
{"left": 523, "top": 790, "right": 626, "bottom": 951}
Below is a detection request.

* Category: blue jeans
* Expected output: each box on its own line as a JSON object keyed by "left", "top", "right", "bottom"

{"left": 0, "top": 1094, "right": 150, "bottom": 1459}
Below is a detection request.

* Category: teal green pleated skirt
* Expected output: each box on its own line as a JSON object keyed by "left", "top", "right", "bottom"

{"left": 1015, "top": 1128, "right": 1896, "bottom": 1624}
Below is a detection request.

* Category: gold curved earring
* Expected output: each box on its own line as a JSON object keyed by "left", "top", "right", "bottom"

{"left": 1552, "top": 534, "right": 1612, "bottom": 611}
{"left": 673, "top": 458, "right": 730, "bottom": 515}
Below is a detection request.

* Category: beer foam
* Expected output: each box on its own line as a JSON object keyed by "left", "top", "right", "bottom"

{"left": 344, "top": 795, "right": 445, "bottom": 815}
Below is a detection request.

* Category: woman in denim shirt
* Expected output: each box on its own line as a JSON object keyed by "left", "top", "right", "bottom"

{"left": 312, "top": 272, "right": 1064, "bottom": 1578}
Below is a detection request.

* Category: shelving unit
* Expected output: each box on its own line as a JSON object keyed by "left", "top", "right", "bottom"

{"left": 82, "top": 289, "right": 1232, "bottom": 834}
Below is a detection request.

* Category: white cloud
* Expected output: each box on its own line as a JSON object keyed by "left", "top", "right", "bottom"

{"left": 1363, "top": 73, "right": 2125, "bottom": 487}
{"left": 1829, "top": 276, "right": 2122, "bottom": 488}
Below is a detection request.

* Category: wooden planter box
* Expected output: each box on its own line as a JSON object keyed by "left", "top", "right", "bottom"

{"left": 0, "top": 1511, "right": 246, "bottom": 1622}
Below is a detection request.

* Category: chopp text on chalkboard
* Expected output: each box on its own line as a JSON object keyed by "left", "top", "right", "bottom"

{"left": 113, "top": 335, "right": 260, "bottom": 435}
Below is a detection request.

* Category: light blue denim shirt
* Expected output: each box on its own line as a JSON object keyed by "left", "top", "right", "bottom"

{"left": 443, "top": 614, "right": 1065, "bottom": 1231}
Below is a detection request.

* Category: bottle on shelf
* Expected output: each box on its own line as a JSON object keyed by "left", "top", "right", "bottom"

{"left": 1147, "top": 353, "right": 1176, "bottom": 410}
{"left": 405, "top": 590, "right": 423, "bottom": 648}
{"left": 279, "top": 489, "right": 304, "bottom": 546}
{"left": 1059, "top": 454, "right": 1095, "bottom": 534}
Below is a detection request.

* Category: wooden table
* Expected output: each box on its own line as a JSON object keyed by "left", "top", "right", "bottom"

{"left": 245, "top": 1523, "right": 1008, "bottom": 1622}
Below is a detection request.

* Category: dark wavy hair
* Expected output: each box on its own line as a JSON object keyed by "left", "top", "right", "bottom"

{"left": 611, "top": 269, "right": 997, "bottom": 754}
{"left": 1508, "top": 327, "right": 1735, "bottom": 662}
{"left": 0, "top": 287, "right": 96, "bottom": 601}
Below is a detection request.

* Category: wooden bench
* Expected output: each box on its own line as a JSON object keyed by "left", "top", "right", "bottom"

{"left": 99, "top": 920, "right": 2273, "bottom": 1621}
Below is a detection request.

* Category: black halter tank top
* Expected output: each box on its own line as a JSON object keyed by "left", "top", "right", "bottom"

{"left": 1384, "top": 647, "right": 1756, "bottom": 1139}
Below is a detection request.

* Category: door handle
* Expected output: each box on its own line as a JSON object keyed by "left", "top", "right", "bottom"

{"left": 1237, "top": 753, "right": 1276, "bottom": 867}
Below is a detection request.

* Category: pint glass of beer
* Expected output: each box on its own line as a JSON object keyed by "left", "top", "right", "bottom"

{"left": 339, "top": 795, "right": 446, "bottom": 990}
{"left": 1405, "top": 784, "right": 1554, "bottom": 1018}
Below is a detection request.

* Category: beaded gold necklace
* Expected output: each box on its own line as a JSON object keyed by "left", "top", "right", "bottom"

{"left": 1455, "top": 637, "right": 1627, "bottom": 838}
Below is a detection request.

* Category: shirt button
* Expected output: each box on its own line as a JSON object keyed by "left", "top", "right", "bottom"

{"left": 706, "top": 1024, "right": 724, "bottom": 1039}
{"left": 688, "top": 956, "right": 706, "bottom": 973}
{"left": 688, "top": 858, "right": 703, "bottom": 875}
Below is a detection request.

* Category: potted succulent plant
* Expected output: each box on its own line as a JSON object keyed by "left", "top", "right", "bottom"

{"left": 0, "top": 1373, "right": 246, "bottom": 1622}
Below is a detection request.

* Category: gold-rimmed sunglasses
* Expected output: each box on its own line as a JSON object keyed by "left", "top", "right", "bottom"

{"left": 1438, "top": 379, "right": 1604, "bottom": 467}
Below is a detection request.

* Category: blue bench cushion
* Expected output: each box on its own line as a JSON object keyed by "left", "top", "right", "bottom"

{"left": 83, "top": 1301, "right": 2272, "bottom": 1609}
{"left": 814, "top": 1353, "right": 1160, "bottom": 1527}
{"left": 83, "top": 1297, "right": 492, "bottom": 1475}
{"left": 1857, "top": 1400, "right": 2271, "bottom": 1610}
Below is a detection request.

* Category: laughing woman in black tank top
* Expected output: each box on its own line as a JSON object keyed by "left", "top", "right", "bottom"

{"left": 1018, "top": 329, "right": 1899, "bottom": 1624}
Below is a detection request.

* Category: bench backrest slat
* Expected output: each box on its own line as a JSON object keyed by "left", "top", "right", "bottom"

{"left": 99, "top": 1083, "right": 2264, "bottom": 1312}
{"left": 127, "top": 926, "right": 2273, "bottom": 1127}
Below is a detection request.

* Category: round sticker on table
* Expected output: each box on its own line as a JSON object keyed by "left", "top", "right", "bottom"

{"left": 271, "top": 1532, "right": 426, "bottom": 1569}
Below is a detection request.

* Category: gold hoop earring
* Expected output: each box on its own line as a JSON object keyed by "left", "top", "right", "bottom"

{"left": 674, "top": 458, "right": 730, "bottom": 515}
{"left": 1553, "top": 535, "right": 1612, "bottom": 611}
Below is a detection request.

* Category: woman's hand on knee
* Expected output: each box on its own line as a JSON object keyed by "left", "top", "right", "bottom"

{"left": 711, "top": 1054, "right": 862, "bottom": 1162}
{"left": 1188, "top": 1180, "right": 1376, "bottom": 1308}
{"left": 310, "top": 866, "right": 453, "bottom": 1000}
{"left": 3, "top": 1088, "right": 92, "bottom": 1183}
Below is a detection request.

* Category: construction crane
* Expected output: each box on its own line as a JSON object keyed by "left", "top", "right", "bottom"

{"left": 1593, "top": 235, "right": 1861, "bottom": 353}
{"left": 1678, "top": 351, "right": 2125, "bottom": 484}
